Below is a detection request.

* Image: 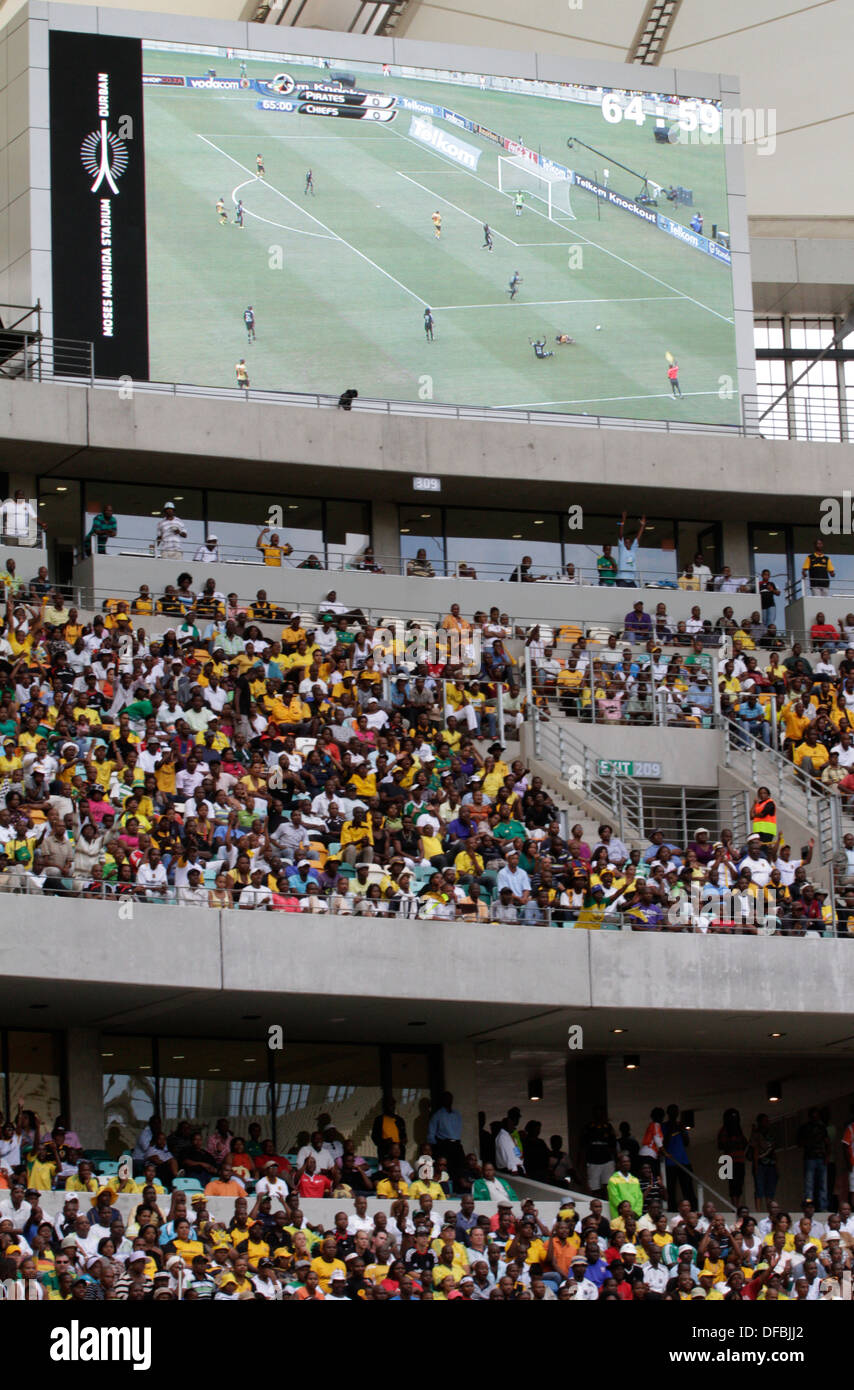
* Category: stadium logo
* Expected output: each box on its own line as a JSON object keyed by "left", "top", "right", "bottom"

{"left": 409, "top": 117, "right": 481, "bottom": 170}
{"left": 80, "top": 121, "right": 128, "bottom": 195}
{"left": 268, "top": 72, "right": 295, "bottom": 95}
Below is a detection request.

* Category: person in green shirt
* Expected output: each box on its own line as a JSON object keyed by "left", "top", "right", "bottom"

{"left": 493, "top": 814, "right": 525, "bottom": 841}
{"left": 597, "top": 543, "right": 618, "bottom": 586}
{"left": 607, "top": 1152, "right": 643, "bottom": 1220}
{"left": 84, "top": 504, "right": 117, "bottom": 556}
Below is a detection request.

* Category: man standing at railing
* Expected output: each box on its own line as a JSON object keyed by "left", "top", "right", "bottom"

{"left": 802, "top": 539, "right": 834, "bottom": 596}
{"left": 616, "top": 511, "right": 646, "bottom": 587}
{"left": 83, "top": 503, "right": 116, "bottom": 557}
{"left": 156, "top": 503, "right": 188, "bottom": 561}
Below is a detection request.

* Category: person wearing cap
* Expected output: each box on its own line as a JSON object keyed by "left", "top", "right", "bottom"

{"left": 155, "top": 503, "right": 188, "bottom": 560}
{"left": 324, "top": 1269, "right": 351, "bottom": 1301}
{"left": 194, "top": 535, "right": 220, "bottom": 563}
{"left": 569, "top": 1254, "right": 598, "bottom": 1300}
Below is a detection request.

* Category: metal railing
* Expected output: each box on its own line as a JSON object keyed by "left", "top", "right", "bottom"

{"left": 743, "top": 389, "right": 853, "bottom": 444}
{"left": 0, "top": 877, "right": 838, "bottom": 934}
{"left": 722, "top": 719, "right": 847, "bottom": 860}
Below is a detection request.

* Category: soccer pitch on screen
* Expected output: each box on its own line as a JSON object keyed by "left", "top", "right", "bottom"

{"left": 142, "top": 47, "right": 739, "bottom": 425}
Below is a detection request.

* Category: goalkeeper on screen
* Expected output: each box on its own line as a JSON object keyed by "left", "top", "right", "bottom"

{"left": 514, "top": 191, "right": 525, "bottom": 216}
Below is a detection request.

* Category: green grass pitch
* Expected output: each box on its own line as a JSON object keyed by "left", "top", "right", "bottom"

{"left": 142, "top": 49, "right": 739, "bottom": 425}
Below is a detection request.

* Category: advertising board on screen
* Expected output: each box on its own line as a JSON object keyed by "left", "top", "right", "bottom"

{"left": 49, "top": 32, "right": 743, "bottom": 426}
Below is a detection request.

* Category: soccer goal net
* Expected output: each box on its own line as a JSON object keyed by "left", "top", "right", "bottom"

{"left": 497, "top": 155, "right": 575, "bottom": 220}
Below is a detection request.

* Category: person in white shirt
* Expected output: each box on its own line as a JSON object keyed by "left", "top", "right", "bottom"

{"left": 346, "top": 1197, "right": 374, "bottom": 1235}
{"left": 570, "top": 1259, "right": 599, "bottom": 1299}
{"left": 156, "top": 504, "right": 188, "bottom": 559}
{"left": 295, "top": 1133, "right": 334, "bottom": 1171}
{"left": 0, "top": 1188, "right": 31, "bottom": 1230}
{"left": 1, "top": 491, "right": 39, "bottom": 543}
{"left": 495, "top": 1120, "right": 525, "bottom": 1174}
{"left": 193, "top": 536, "right": 220, "bottom": 562}
{"left": 177, "top": 870, "right": 208, "bottom": 907}
{"left": 239, "top": 872, "right": 272, "bottom": 910}
{"left": 738, "top": 841, "right": 774, "bottom": 887}
{"left": 136, "top": 851, "right": 169, "bottom": 902}
{"left": 254, "top": 1167, "right": 290, "bottom": 1206}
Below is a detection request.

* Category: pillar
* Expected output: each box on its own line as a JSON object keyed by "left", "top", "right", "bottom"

{"left": 565, "top": 1055, "right": 608, "bottom": 1174}
{"left": 371, "top": 500, "right": 400, "bottom": 572}
{"left": 720, "top": 521, "right": 752, "bottom": 579}
{"left": 442, "top": 1041, "right": 478, "bottom": 1154}
{"left": 64, "top": 1028, "right": 105, "bottom": 1148}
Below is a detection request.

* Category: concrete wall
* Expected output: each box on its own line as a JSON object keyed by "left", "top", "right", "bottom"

{"left": 2, "top": 378, "right": 850, "bottom": 518}
{"left": 4, "top": 897, "right": 854, "bottom": 1022}
{"left": 72, "top": 550, "right": 760, "bottom": 628}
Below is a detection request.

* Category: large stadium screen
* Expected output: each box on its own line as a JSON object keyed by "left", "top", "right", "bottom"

{"left": 50, "top": 31, "right": 741, "bottom": 425}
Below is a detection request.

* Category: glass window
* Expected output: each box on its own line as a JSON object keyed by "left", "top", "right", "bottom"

{"left": 792, "top": 525, "right": 854, "bottom": 599}
{"left": 677, "top": 521, "right": 720, "bottom": 576}
{"left": 159, "top": 1039, "right": 272, "bottom": 1140}
{"left": 445, "top": 508, "right": 561, "bottom": 581}
{"left": 325, "top": 500, "right": 370, "bottom": 569}
{"left": 206, "top": 491, "right": 323, "bottom": 566}
{"left": 388, "top": 1050, "right": 434, "bottom": 1153}
{"left": 399, "top": 505, "right": 445, "bottom": 577}
{"left": 7, "top": 1031, "right": 62, "bottom": 1127}
{"left": 102, "top": 1036, "right": 156, "bottom": 1155}
{"left": 84, "top": 483, "right": 204, "bottom": 557}
{"left": 749, "top": 527, "right": 790, "bottom": 601}
{"left": 789, "top": 317, "right": 837, "bottom": 351}
{"left": 754, "top": 317, "right": 784, "bottom": 351}
{"left": 273, "top": 1043, "right": 381, "bottom": 1154}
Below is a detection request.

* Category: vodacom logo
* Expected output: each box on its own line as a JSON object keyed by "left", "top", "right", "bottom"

{"left": 81, "top": 120, "right": 128, "bottom": 195}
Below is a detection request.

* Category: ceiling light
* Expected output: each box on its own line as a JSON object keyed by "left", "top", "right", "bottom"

{"left": 528, "top": 1076, "right": 543, "bottom": 1101}
{"left": 420, "top": 513, "right": 431, "bottom": 519}
{"left": 209, "top": 1067, "right": 221, "bottom": 1073}
{"left": 243, "top": 1057, "right": 257, "bottom": 1063}
{"left": 624, "top": 1054, "right": 640, "bottom": 1070}
{"left": 100, "top": 1052, "right": 114, "bottom": 1058}
{"left": 56, "top": 486, "right": 67, "bottom": 493}
{"left": 288, "top": 504, "right": 299, "bottom": 510}
{"left": 768, "top": 1031, "right": 786, "bottom": 1038}
{"left": 533, "top": 519, "right": 544, "bottom": 525}
{"left": 172, "top": 1054, "right": 185, "bottom": 1060}
{"left": 767, "top": 1080, "right": 782, "bottom": 1102}
{"left": 173, "top": 496, "right": 183, "bottom": 501}
{"left": 400, "top": 528, "right": 411, "bottom": 534}
{"left": 682, "top": 1109, "right": 695, "bottom": 1129}
{"left": 512, "top": 533, "right": 522, "bottom": 539}
{"left": 610, "top": 1027, "right": 626, "bottom": 1035}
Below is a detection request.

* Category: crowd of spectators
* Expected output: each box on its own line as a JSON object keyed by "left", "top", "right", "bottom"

{"left": 2, "top": 1097, "right": 851, "bottom": 1302}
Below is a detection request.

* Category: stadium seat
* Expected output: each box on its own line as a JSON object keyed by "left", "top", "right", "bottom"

{"left": 172, "top": 1177, "right": 204, "bottom": 1193}
{"left": 97, "top": 1160, "right": 120, "bottom": 1176}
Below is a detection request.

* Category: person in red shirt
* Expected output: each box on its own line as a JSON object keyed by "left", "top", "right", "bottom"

{"left": 296, "top": 1154, "right": 332, "bottom": 1199}
{"left": 810, "top": 613, "right": 841, "bottom": 645}
{"left": 252, "top": 1140, "right": 292, "bottom": 1177}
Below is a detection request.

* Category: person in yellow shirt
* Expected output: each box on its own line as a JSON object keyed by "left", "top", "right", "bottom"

{"left": 340, "top": 807, "right": 373, "bottom": 865}
{"left": 310, "top": 1237, "right": 347, "bottom": 1292}
{"left": 26, "top": 1137, "right": 60, "bottom": 1191}
{"left": 171, "top": 1218, "right": 206, "bottom": 1267}
{"left": 0, "top": 739, "right": 22, "bottom": 776}
{"left": 256, "top": 528, "right": 292, "bottom": 566}
{"left": 793, "top": 732, "right": 829, "bottom": 777}
{"left": 375, "top": 1168, "right": 409, "bottom": 1199}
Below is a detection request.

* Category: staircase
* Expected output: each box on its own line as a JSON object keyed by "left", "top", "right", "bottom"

{"left": 721, "top": 722, "right": 845, "bottom": 863}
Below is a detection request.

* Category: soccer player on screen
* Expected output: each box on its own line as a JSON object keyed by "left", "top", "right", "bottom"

{"left": 482, "top": 223, "right": 493, "bottom": 251}
{"left": 256, "top": 154, "right": 265, "bottom": 178}
{"left": 216, "top": 197, "right": 227, "bottom": 225}
{"left": 236, "top": 359, "right": 249, "bottom": 388}
{"left": 424, "top": 308, "right": 434, "bottom": 341}
{"left": 305, "top": 169, "right": 314, "bottom": 196}
{"left": 508, "top": 271, "right": 522, "bottom": 300}
{"left": 235, "top": 200, "right": 245, "bottom": 228}
{"left": 514, "top": 191, "right": 525, "bottom": 216}
{"left": 668, "top": 360, "right": 683, "bottom": 397}
{"left": 244, "top": 306, "right": 256, "bottom": 343}
{"left": 432, "top": 211, "right": 442, "bottom": 240}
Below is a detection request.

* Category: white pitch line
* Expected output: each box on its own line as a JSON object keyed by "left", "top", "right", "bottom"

{"left": 231, "top": 177, "right": 336, "bottom": 238}
{"left": 494, "top": 389, "right": 723, "bottom": 409}
{"left": 384, "top": 124, "right": 734, "bottom": 327}
{"left": 199, "top": 134, "right": 425, "bottom": 305}
{"left": 397, "top": 171, "right": 517, "bottom": 244}
{"left": 431, "top": 294, "right": 684, "bottom": 310}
